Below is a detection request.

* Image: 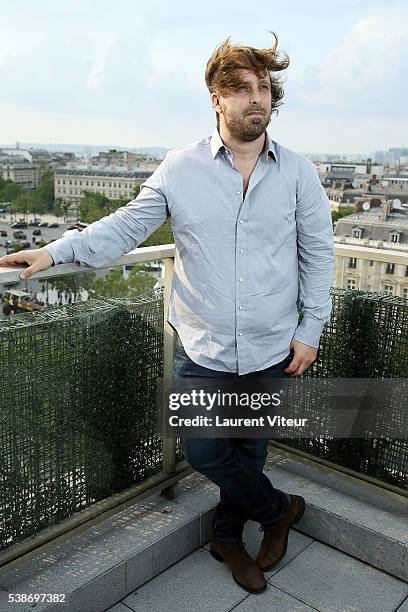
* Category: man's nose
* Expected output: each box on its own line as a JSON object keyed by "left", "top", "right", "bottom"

{"left": 249, "top": 91, "right": 261, "bottom": 104}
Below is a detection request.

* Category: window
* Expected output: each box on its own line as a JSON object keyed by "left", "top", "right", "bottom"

{"left": 370, "top": 260, "right": 374, "bottom": 267}
{"left": 352, "top": 228, "right": 362, "bottom": 239}
{"left": 383, "top": 284, "right": 394, "bottom": 295}
{"left": 347, "top": 279, "right": 356, "bottom": 289}
{"left": 390, "top": 232, "right": 400, "bottom": 243}
{"left": 385, "top": 263, "right": 395, "bottom": 275}
{"left": 348, "top": 257, "right": 357, "bottom": 269}
{"left": 403, "top": 287, "right": 408, "bottom": 300}
{"left": 405, "top": 267, "right": 408, "bottom": 277}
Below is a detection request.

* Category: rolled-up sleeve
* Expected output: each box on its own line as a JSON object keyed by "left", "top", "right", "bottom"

{"left": 293, "top": 160, "right": 335, "bottom": 348}
{"left": 44, "top": 155, "right": 170, "bottom": 267}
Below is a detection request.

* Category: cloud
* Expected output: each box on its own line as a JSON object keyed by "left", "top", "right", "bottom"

{"left": 295, "top": 7, "right": 408, "bottom": 117}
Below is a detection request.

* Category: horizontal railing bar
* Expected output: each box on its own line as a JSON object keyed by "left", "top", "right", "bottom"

{"left": 1, "top": 243, "right": 407, "bottom": 286}
{"left": 0, "top": 244, "right": 176, "bottom": 284}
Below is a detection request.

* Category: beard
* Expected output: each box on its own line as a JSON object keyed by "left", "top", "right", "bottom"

{"left": 222, "top": 104, "right": 272, "bottom": 142}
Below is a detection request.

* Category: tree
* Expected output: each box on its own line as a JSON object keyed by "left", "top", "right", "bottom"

{"left": 87, "top": 266, "right": 156, "bottom": 299}
{"left": 78, "top": 191, "right": 110, "bottom": 223}
{"left": 12, "top": 191, "right": 31, "bottom": 220}
{"left": 28, "top": 190, "right": 48, "bottom": 219}
{"left": 36, "top": 170, "right": 55, "bottom": 212}
{"left": 0, "top": 181, "right": 22, "bottom": 204}
{"left": 331, "top": 207, "right": 354, "bottom": 225}
{"left": 46, "top": 271, "right": 96, "bottom": 304}
{"left": 140, "top": 217, "right": 174, "bottom": 247}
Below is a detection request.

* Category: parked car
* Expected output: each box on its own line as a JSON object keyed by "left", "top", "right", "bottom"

{"left": 0, "top": 230, "right": 7, "bottom": 237}
{"left": 13, "top": 230, "right": 27, "bottom": 239}
{"left": 39, "top": 222, "right": 48, "bottom": 227}
{"left": 10, "top": 221, "right": 28, "bottom": 229}
{"left": 48, "top": 223, "right": 59, "bottom": 228}
{"left": 28, "top": 221, "right": 41, "bottom": 227}
{"left": 67, "top": 223, "right": 87, "bottom": 232}
{"left": 33, "top": 229, "right": 42, "bottom": 236}
{"left": 5, "top": 240, "right": 13, "bottom": 247}
{"left": 19, "top": 240, "right": 31, "bottom": 249}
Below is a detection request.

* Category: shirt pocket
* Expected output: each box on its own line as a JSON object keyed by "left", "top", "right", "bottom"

{"left": 270, "top": 211, "right": 297, "bottom": 247}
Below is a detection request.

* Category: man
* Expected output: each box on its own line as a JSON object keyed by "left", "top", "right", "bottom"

{"left": 0, "top": 34, "right": 334, "bottom": 594}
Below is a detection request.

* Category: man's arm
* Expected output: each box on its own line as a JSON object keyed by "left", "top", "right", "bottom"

{"left": 44, "top": 155, "right": 171, "bottom": 267}
{"left": 292, "top": 159, "right": 335, "bottom": 349}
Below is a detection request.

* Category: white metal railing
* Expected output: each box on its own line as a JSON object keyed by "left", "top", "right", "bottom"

{"left": 1, "top": 242, "right": 407, "bottom": 286}
{"left": 0, "top": 243, "right": 176, "bottom": 285}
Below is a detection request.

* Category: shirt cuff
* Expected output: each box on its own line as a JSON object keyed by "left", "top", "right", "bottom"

{"left": 293, "top": 315, "right": 325, "bottom": 349}
{"left": 44, "top": 239, "right": 74, "bottom": 266}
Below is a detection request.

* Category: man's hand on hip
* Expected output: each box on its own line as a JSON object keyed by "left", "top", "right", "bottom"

{"left": 283, "top": 338, "right": 317, "bottom": 376}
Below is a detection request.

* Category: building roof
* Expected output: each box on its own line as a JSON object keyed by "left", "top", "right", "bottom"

{"left": 334, "top": 209, "right": 408, "bottom": 244}
{"left": 55, "top": 167, "right": 152, "bottom": 179}
{"left": 0, "top": 155, "right": 31, "bottom": 165}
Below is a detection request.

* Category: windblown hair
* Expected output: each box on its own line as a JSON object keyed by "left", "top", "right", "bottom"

{"left": 205, "top": 32, "right": 290, "bottom": 126}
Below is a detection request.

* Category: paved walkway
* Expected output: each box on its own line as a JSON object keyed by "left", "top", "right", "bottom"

{"left": 105, "top": 521, "right": 408, "bottom": 612}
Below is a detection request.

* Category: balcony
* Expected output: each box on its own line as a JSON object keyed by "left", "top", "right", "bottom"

{"left": 0, "top": 244, "right": 407, "bottom": 612}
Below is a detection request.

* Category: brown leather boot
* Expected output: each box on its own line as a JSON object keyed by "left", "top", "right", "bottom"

{"left": 256, "top": 495, "right": 306, "bottom": 572}
{"left": 210, "top": 536, "right": 266, "bottom": 593}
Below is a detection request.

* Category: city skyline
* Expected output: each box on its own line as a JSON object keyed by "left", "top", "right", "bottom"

{"left": 1, "top": 0, "right": 407, "bottom": 154}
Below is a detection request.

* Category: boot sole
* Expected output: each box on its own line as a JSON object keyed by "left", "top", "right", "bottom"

{"left": 210, "top": 548, "right": 267, "bottom": 594}
{"left": 260, "top": 496, "right": 306, "bottom": 572}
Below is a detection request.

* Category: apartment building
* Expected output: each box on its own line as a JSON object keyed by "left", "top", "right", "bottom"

{"left": 333, "top": 201, "right": 408, "bottom": 299}
{"left": 54, "top": 168, "right": 153, "bottom": 206}
{"left": 0, "top": 154, "right": 38, "bottom": 189}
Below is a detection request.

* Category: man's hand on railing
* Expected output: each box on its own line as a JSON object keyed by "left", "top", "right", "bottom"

{"left": 0, "top": 248, "right": 54, "bottom": 280}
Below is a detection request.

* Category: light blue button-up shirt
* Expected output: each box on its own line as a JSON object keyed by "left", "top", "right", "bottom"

{"left": 45, "top": 128, "right": 335, "bottom": 375}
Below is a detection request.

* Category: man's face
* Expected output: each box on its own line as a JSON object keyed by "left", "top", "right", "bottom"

{"left": 214, "top": 70, "right": 273, "bottom": 142}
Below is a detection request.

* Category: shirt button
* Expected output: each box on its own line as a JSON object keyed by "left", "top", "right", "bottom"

{"left": 239, "top": 219, "right": 244, "bottom": 224}
{"left": 239, "top": 277, "right": 244, "bottom": 282}
{"left": 236, "top": 190, "right": 241, "bottom": 195}
{"left": 239, "top": 305, "right": 243, "bottom": 310}
{"left": 240, "top": 248, "right": 244, "bottom": 253}
{"left": 238, "top": 331, "right": 243, "bottom": 336}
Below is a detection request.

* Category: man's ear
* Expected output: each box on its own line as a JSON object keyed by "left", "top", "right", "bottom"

{"left": 211, "top": 92, "right": 222, "bottom": 112}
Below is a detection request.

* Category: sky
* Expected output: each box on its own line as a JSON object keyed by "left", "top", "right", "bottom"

{"left": 1, "top": 0, "right": 407, "bottom": 154}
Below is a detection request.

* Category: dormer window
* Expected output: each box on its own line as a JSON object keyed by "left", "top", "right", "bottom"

{"left": 389, "top": 231, "right": 400, "bottom": 243}
{"left": 352, "top": 227, "right": 363, "bottom": 239}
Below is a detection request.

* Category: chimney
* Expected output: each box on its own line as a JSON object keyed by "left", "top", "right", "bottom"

{"left": 366, "top": 157, "right": 372, "bottom": 174}
{"left": 381, "top": 200, "right": 391, "bottom": 221}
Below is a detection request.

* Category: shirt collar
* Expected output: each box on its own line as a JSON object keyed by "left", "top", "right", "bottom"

{"left": 210, "top": 127, "right": 277, "bottom": 163}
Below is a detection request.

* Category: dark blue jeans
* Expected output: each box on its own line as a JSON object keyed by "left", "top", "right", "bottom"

{"left": 172, "top": 335, "right": 293, "bottom": 542}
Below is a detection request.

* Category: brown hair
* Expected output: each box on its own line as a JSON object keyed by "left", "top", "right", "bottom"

{"left": 205, "top": 32, "right": 290, "bottom": 127}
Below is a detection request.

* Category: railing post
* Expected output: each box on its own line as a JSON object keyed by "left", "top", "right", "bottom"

{"left": 162, "top": 256, "right": 177, "bottom": 480}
